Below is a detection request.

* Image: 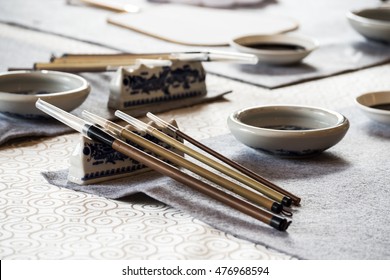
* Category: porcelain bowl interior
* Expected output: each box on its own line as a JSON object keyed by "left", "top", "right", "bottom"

{"left": 355, "top": 91, "right": 390, "bottom": 125}
{"left": 230, "top": 34, "right": 317, "bottom": 65}
{"left": 347, "top": 8, "right": 390, "bottom": 42}
{"left": 0, "top": 70, "right": 91, "bottom": 117}
{"left": 227, "top": 105, "right": 350, "bottom": 157}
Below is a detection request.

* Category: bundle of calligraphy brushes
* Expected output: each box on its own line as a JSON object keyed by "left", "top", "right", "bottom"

{"left": 36, "top": 99, "right": 300, "bottom": 231}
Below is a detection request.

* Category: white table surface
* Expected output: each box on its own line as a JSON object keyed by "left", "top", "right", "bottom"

{"left": 1, "top": 22, "right": 389, "bottom": 260}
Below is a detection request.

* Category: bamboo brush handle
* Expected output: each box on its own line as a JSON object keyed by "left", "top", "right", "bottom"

{"left": 111, "top": 139, "right": 289, "bottom": 231}
{"left": 86, "top": 125, "right": 290, "bottom": 231}
{"left": 120, "top": 129, "right": 282, "bottom": 214}
{"left": 176, "top": 130, "right": 301, "bottom": 206}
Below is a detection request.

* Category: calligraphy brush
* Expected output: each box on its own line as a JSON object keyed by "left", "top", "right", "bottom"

{"left": 146, "top": 113, "right": 301, "bottom": 206}
{"left": 32, "top": 51, "right": 258, "bottom": 73}
{"left": 115, "top": 111, "right": 292, "bottom": 207}
{"left": 82, "top": 110, "right": 286, "bottom": 215}
{"left": 35, "top": 99, "right": 291, "bottom": 231}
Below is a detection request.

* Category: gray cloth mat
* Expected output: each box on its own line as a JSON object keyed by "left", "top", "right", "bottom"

{"left": 0, "top": 0, "right": 389, "bottom": 88}
{"left": 42, "top": 106, "right": 390, "bottom": 259}
{"left": 0, "top": 33, "right": 230, "bottom": 146}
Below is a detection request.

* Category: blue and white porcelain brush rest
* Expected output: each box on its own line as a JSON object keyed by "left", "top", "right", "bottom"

{"left": 68, "top": 119, "right": 183, "bottom": 185}
{"left": 108, "top": 59, "right": 207, "bottom": 110}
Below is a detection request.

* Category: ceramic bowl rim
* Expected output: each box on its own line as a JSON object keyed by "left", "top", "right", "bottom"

{"left": 230, "top": 33, "right": 318, "bottom": 56}
{"left": 355, "top": 91, "right": 390, "bottom": 116}
{"left": 229, "top": 104, "right": 348, "bottom": 136}
{"left": 0, "top": 70, "right": 90, "bottom": 100}
{"left": 346, "top": 9, "right": 390, "bottom": 28}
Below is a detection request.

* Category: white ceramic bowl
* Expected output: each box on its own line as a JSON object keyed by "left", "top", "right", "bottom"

{"left": 0, "top": 70, "right": 91, "bottom": 116}
{"left": 355, "top": 91, "right": 390, "bottom": 125}
{"left": 227, "top": 105, "right": 349, "bottom": 157}
{"left": 347, "top": 8, "right": 390, "bottom": 43}
{"left": 230, "top": 34, "right": 318, "bottom": 65}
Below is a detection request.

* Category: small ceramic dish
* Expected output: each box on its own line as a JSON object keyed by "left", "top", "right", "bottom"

{"left": 355, "top": 91, "right": 390, "bottom": 125}
{"left": 230, "top": 34, "right": 317, "bottom": 65}
{"left": 227, "top": 105, "right": 349, "bottom": 157}
{"left": 0, "top": 70, "right": 90, "bottom": 116}
{"left": 347, "top": 8, "right": 390, "bottom": 42}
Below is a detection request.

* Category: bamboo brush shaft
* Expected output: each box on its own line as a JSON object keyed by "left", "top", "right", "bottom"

{"left": 144, "top": 126, "right": 289, "bottom": 205}
{"left": 119, "top": 128, "right": 281, "bottom": 213}
{"left": 175, "top": 130, "right": 301, "bottom": 206}
{"left": 111, "top": 139, "right": 288, "bottom": 230}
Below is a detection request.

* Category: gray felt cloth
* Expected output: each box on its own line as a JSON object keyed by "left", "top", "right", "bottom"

{"left": 43, "top": 106, "right": 390, "bottom": 260}
{"left": 0, "top": 0, "right": 389, "bottom": 88}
